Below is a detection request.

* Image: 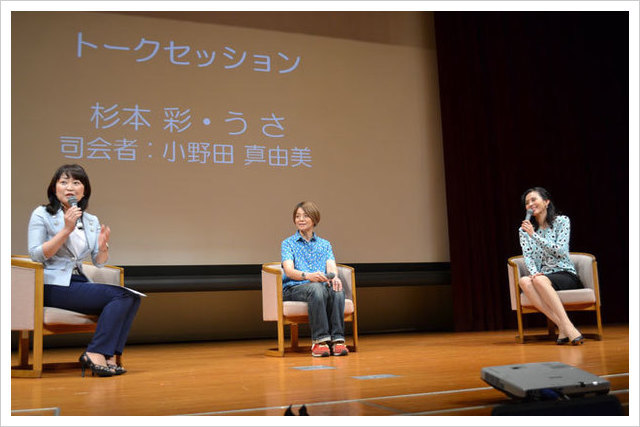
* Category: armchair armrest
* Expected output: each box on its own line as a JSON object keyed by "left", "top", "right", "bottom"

{"left": 337, "top": 264, "right": 355, "bottom": 301}
{"left": 81, "top": 262, "right": 123, "bottom": 286}
{"left": 261, "top": 263, "right": 283, "bottom": 321}
{"left": 11, "top": 256, "right": 45, "bottom": 331}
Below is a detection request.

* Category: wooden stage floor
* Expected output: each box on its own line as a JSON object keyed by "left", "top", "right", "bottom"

{"left": 10, "top": 325, "right": 630, "bottom": 418}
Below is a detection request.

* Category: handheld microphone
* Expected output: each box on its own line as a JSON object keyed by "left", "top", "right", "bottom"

{"left": 323, "top": 272, "right": 336, "bottom": 287}
{"left": 524, "top": 209, "right": 533, "bottom": 222}
{"left": 67, "top": 196, "right": 83, "bottom": 229}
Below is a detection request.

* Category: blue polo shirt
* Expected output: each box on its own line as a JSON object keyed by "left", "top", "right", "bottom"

{"left": 281, "top": 231, "right": 335, "bottom": 289}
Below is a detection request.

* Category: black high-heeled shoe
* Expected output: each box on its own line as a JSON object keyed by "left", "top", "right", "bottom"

{"left": 556, "top": 337, "right": 570, "bottom": 345}
{"left": 571, "top": 335, "right": 584, "bottom": 345}
{"left": 79, "top": 352, "right": 114, "bottom": 377}
{"left": 107, "top": 364, "right": 127, "bottom": 375}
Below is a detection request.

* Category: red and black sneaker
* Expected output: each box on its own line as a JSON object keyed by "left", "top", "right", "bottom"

{"left": 331, "top": 342, "right": 349, "bottom": 356}
{"left": 311, "top": 343, "right": 330, "bottom": 357}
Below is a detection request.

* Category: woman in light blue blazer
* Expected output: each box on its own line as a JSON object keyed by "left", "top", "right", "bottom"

{"left": 28, "top": 164, "right": 140, "bottom": 377}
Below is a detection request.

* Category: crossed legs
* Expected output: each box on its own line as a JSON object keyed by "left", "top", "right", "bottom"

{"left": 519, "top": 275, "right": 582, "bottom": 341}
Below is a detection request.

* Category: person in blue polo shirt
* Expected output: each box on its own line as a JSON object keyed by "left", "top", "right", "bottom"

{"left": 281, "top": 201, "right": 348, "bottom": 357}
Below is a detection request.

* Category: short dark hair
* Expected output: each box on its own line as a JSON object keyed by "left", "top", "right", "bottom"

{"left": 521, "top": 186, "right": 558, "bottom": 230}
{"left": 45, "top": 164, "right": 92, "bottom": 215}
{"left": 293, "top": 201, "right": 321, "bottom": 226}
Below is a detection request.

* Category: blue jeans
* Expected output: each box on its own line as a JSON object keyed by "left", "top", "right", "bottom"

{"left": 283, "top": 282, "right": 345, "bottom": 344}
{"left": 44, "top": 275, "right": 141, "bottom": 357}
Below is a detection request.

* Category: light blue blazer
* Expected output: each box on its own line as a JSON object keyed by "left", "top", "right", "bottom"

{"left": 28, "top": 205, "right": 105, "bottom": 286}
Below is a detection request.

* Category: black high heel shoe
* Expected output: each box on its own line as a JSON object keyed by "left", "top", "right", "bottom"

{"left": 79, "top": 352, "right": 114, "bottom": 377}
{"left": 556, "top": 337, "right": 570, "bottom": 345}
{"left": 107, "top": 364, "right": 127, "bottom": 375}
{"left": 571, "top": 335, "right": 584, "bottom": 345}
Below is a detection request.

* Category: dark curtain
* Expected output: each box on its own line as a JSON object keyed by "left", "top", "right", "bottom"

{"left": 433, "top": 12, "right": 629, "bottom": 331}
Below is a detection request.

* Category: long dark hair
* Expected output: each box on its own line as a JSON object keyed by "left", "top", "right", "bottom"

{"left": 521, "top": 186, "right": 558, "bottom": 230}
{"left": 44, "top": 164, "right": 92, "bottom": 215}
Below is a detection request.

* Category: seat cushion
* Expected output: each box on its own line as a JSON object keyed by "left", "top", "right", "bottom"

{"left": 43, "top": 307, "right": 98, "bottom": 325}
{"left": 283, "top": 299, "right": 354, "bottom": 317}
{"left": 521, "top": 288, "right": 596, "bottom": 307}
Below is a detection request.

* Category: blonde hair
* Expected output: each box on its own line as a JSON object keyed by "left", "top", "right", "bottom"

{"left": 293, "top": 201, "right": 321, "bottom": 226}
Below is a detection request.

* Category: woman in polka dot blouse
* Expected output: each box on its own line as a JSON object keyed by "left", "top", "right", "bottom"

{"left": 518, "top": 187, "right": 584, "bottom": 345}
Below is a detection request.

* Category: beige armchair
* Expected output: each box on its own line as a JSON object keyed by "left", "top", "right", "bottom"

{"left": 261, "top": 262, "right": 358, "bottom": 356}
{"left": 11, "top": 255, "right": 124, "bottom": 377}
{"left": 507, "top": 252, "right": 603, "bottom": 343}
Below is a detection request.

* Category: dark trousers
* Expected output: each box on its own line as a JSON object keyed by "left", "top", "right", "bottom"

{"left": 283, "top": 282, "right": 345, "bottom": 344}
{"left": 44, "top": 275, "right": 141, "bottom": 357}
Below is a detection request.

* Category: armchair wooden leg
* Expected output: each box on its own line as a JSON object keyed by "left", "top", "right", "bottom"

{"left": 290, "top": 324, "right": 299, "bottom": 351}
{"left": 265, "top": 318, "right": 286, "bottom": 357}
{"left": 32, "top": 325, "right": 43, "bottom": 376}
{"left": 12, "top": 329, "right": 43, "bottom": 378}
{"left": 516, "top": 309, "right": 525, "bottom": 344}
{"left": 595, "top": 306, "right": 604, "bottom": 340}
{"left": 546, "top": 318, "right": 556, "bottom": 339}
{"left": 350, "top": 317, "right": 358, "bottom": 352}
{"left": 18, "top": 330, "right": 30, "bottom": 367}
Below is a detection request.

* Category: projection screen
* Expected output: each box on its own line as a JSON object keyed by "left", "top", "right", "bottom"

{"left": 11, "top": 11, "right": 448, "bottom": 266}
